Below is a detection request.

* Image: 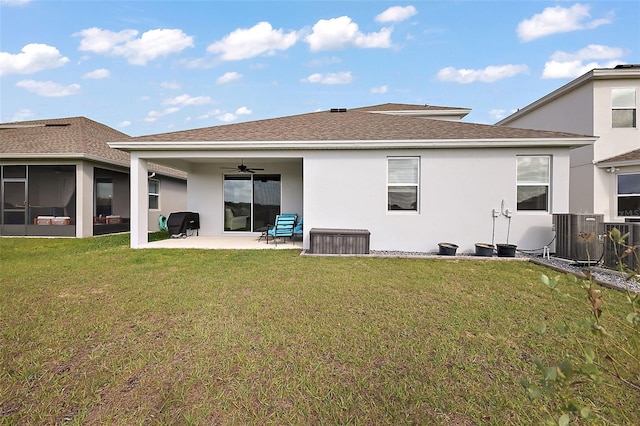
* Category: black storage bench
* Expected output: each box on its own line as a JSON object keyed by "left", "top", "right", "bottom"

{"left": 309, "top": 228, "right": 370, "bottom": 254}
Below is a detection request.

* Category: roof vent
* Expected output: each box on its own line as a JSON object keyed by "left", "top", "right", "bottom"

{"left": 45, "top": 123, "right": 71, "bottom": 127}
{"left": 614, "top": 64, "right": 640, "bottom": 69}
{"left": 330, "top": 108, "right": 347, "bottom": 113}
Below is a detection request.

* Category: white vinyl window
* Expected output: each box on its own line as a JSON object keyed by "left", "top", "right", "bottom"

{"left": 148, "top": 178, "right": 160, "bottom": 210}
{"left": 612, "top": 88, "right": 637, "bottom": 128}
{"left": 617, "top": 173, "right": 640, "bottom": 217}
{"left": 517, "top": 156, "right": 550, "bottom": 211}
{"left": 387, "top": 157, "right": 419, "bottom": 212}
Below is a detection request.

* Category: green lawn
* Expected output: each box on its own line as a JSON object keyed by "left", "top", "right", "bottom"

{"left": 1, "top": 235, "right": 638, "bottom": 425}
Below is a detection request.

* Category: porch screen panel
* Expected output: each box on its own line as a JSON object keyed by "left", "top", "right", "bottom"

{"left": 3, "top": 181, "right": 26, "bottom": 224}
{"left": 28, "top": 166, "right": 76, "bottom": 223}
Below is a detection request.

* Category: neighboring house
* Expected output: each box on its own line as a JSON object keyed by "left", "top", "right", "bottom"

{"left": 0, "top": 117, "right": 187, "bottom": 237}
{"left": 496, "top": 65, "right": 640, "bottom": 221}
{"left": 110, "top": 103, "right": 595, "bottom": 252}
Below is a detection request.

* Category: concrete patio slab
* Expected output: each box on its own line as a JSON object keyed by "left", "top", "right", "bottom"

{"left": 142, "top": 234, "right": 303, "bottom": 250}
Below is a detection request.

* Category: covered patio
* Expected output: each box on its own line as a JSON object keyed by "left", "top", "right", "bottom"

{"left": 144, "top": 234, "right": 303, "bottom": 250}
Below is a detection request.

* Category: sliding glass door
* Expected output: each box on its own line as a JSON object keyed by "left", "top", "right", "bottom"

{"left": 223, "top": 174, "right": 280, "bottom": 232}
{"left": 253, "top": 175, "right": 281, "bottom": 230}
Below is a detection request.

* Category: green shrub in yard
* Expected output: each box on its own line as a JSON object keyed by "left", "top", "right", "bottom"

{"left": 523, "top": 228, "right": 640, "bottom": 425}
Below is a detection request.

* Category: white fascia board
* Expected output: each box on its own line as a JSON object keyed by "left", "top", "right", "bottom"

{"left": 109, "top": 137, "right": 595, "bottom": 151}
{"left": 596, "top": 159, "right": 640, "bottom": 168}
{"left": 0, "top": 152, "right": 129, "bottom": 168}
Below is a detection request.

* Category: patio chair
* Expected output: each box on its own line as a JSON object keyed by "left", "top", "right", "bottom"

{"left": 266, "top": 214, "right": 297, "bottom": 246}
{"left": 293, "top": 217, "right": 303, "bottom": 238}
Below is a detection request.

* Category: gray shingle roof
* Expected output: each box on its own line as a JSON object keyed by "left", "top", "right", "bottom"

{"left": 597, "top": 149, "right": 640, "bottom": 166}
{"left": 128, "top": 104, "right": 591, "bottom": 143}
{"left": 0, "top": 117, "right": 131, "bottom": 164}
{"left": 0, "top": 116, "right": 185, "bottom": 178}
{"left": 351, "top": 103, "right": 468, "bottom": 112}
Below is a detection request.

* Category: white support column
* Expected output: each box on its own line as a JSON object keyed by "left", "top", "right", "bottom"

{"left": 130, "top": 155, "right": 149, "bottom": 248}
{"left": 76, "top": 162, "right": 94, "bottom": 237}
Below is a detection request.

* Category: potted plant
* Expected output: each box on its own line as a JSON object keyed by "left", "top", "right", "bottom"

{"left": 438, "top": 242, "right": 458, "bottom": 256}
{"left": 475, "top": 243, "right": 494, "bottom": 257}
{"left": 496, "top": 243, "right": 517, "bottom": 257}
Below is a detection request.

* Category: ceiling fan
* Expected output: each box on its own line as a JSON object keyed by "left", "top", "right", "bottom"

{"left": 221, "top": 159, "right": 264, "bottom": 173}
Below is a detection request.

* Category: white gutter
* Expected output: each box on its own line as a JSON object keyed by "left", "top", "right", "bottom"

{"left": 109, "top": 137, "right": 595, "bottom": 151}
{"left": 0, "top": 153, "right": 128, "bottom": 167}
{"left": 0, "top": 152, "right": 186, "bottom": 180}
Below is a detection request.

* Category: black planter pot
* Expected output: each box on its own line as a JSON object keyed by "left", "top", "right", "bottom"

{"left": 496, "top": 244, "right": 517, "bottom": 258}
{"left": 438, "top": 242, "right": 458, "bottom": 256}
{"left": 475, "top": 243, "right": 494, "bottom": 257}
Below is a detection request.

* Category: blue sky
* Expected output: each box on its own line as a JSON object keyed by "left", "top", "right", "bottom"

{"left": 1, "top": 0, "right": 638, "bottom": 136}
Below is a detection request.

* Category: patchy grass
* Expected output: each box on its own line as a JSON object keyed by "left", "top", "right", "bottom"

{"left": 0, "top": 235, "right": 637, "bottom": 425}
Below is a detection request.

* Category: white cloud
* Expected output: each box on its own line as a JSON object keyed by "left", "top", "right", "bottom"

{"left": 207, "top": 22, "right": 298, "bottom": 61}
{"left": 0, "top": 43, "right": 69, "bottom": 75}
{"left": 305, "top": 16, "right": 392, "bottom": 51}
{"left": 197, "top": 109, "right": 222, "bottom": 120}
{"left": 216, "top": 107, "right": 253, "bottom": 123}
{"left": 144, "top": 107, "right": 180, "bottom": 122}
{"left": 542, "top": 44, "right": 625, "bottom": 78}
{"left": 216, "top": 71, "right": 242, "bottom": 84}
{"left": 12, "top": 108, "right": 34, "bottom": 121}
{"left": 542, "top": 60, "right": 622, "bottom": 79}
{"left": 161, "top": 81, "right": 181, "bottom": 89}
{"left": 235, "top": 106, "right": 252, "bottom": 116}
{"left": 375, "top": 5, "right": 417, "bottom": 23}
{"left": 436, "top": 64, "right": 529, "bottom": 83}
{"left": 371, "top": 85, "right": 388, "bottom": 94}
{"left": 82, "top": 68, "right": 110, "bottom": 79}
{"left": 118, "top": 120, "right": 132, "bottom": 128}
{"left": 217, "top": 112, "right": 237, "bottom": 123}
{"left": 549, "top": 44, "right": 625, "bottom": 62}
{"left": 75, "top": 27, "right": 194, "bottom": 65}
{"left": 198, "top": 107, "right": 253, "bottom": 123}
{"left": 489, "top": 109, "right": 516, "bottom": 121}
{"left": 302, "top": 72, "right": 353, "bottom": 85}
{"left": 16, "top": 80, "right": 80, "bottom": 97}
{"left": 517, "top": 3, "right": 614, "bottom": 42}
{"left": 162, "top": 94, "right": 212, "bottom": 106}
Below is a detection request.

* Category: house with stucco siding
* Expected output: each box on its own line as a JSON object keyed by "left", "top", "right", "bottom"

{"left": 109, "top": 103, "right": 595, "bottom": 253}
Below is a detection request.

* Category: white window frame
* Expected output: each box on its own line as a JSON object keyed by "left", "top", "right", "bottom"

{"left": 516, "top": 155, "right": 550, "bottom": 212}
{"left": 148, "top": 178, "right": 160, "bottom": 210}
{"left": 612, "top": 87, "right": 637, "bottom": 128}
{"left": 387, "top": 156, "right": 420, "bottom": 213}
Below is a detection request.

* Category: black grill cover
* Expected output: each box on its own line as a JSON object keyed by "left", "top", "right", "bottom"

{"left": 167, "top": 212, "right": 200, "bottom": 236}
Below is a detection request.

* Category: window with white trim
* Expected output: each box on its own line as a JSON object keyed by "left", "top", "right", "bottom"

{"left": 612, "top": 88, "right": 637, "bottom": 128}
{"left": 517, "top": 156, "right": 550, "bottom": 211}
{"left": 149, "top": 178, "right": 159, "bottom": 210}
{"left": 387, "top": 157, "right": 419, "bottom": 212}
{"left": 617, "top": 173, "right": 640, "bottom": 217}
